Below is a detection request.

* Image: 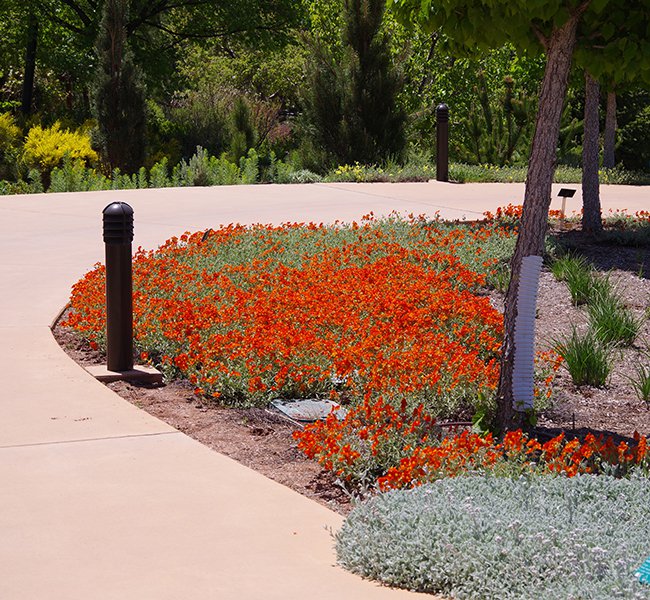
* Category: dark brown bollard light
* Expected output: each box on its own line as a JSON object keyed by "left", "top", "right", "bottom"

{"left": 103, "top": 202, "right": 134, "bottom": 372}
{"left": 436, "top": 103, "right": 449, "bottom": 182}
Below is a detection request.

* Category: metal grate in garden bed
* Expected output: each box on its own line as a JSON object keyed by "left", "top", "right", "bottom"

{"left": 269, "top": 398, "right": 347, "bottom": 423}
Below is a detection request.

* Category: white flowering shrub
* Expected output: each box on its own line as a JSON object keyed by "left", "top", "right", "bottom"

{"left": 337, "top": 475, "right": 650, "bottom": 599}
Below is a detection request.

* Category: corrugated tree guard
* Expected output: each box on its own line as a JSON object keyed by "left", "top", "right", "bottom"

{"left": 103, "top": 202, "right": 134, "bottom": 372}
{"left": 436, "top": 103, "right": 449, "bottom": 182}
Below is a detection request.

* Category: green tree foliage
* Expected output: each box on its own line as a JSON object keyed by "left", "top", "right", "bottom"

{"left": 229, "top": 97, "right": 257, "bottom": 162}
{"left": 0, "top": 0, "right": 305, "bottom": 124}
{"left": 572, "top": 3, "right": 650, "bottom": 232}
{"left": 618, "top": 105, "right": 650, "bottom": 172}
{"left": 390, "top": 0, "right": 650, "bottom": 431}
{"left": 456, "top": 73, "right": 535, "bottom": 165}
{"left": 93, "top": 0, "right": 147, "bottom": 173}
{"left": 302, "top": 0, "right": 406, "bottom": 166}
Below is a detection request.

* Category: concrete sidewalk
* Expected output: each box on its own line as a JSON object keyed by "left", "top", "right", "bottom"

{"left": 0, "top": 182, "right": 646, "bottom": 599}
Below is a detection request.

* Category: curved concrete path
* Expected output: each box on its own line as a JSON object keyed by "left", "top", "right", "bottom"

{"left": 0, "top": 182, "right": 646, "bottom": 599}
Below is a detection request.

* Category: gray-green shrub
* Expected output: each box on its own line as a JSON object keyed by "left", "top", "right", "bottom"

{"left": 337, "top": 475, "right": 650, "bottom": 599}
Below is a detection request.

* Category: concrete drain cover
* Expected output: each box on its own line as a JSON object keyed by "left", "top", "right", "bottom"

{"left": 270, "top": 398, "right": 347, "bottom": 422}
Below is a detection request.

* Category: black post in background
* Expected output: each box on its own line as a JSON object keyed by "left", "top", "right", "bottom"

{"left": 103, "top": 202, "right": 134, "bottom": 372}
{"left": 436, "top": 103, "right": 449, "bottom": 182}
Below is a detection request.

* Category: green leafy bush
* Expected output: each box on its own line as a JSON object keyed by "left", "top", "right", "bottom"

{"left": 618, "top": 105, "right": 650, "bottom": 172}
{"left": 337, "top": 475, "right": 650, "bottom": 599}
{"left": 49, "top": 157, "right": 110, "bottom": 193}
{"left": 447, "top": 163, "right": 649, "bottom": 185}
{"left": 324, "top": 161, "right": 433, "bottom": 183}
{"left": 455, "top": 74, "right": 535, "bottom": 166}
{"left": 0, "top": 112, "right": 20, "bottom": 150}
{"left": 149, "top": 157, "right": 171, "bottom": 188}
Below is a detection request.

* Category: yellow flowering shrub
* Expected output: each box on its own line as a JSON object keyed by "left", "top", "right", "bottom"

{"left": 23, "top": 122, "right": 97, "bottom": 171}
{"left": 0, "top": 112, "right": 20, "bottom": 154}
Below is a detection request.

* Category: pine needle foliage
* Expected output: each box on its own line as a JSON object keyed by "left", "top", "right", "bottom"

{"left": 302, "top": 0, "right": 406, "bottom": 166}
{"left": 93, "top": 0, "right": 146, "bottom": 174}
{"left": 457, "top": 73, "right": 535, "bottom": 166}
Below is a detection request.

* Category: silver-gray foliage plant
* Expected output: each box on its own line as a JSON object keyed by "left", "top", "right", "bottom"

{"left": 336, "top": 475, "right": 650, "bottom": 599}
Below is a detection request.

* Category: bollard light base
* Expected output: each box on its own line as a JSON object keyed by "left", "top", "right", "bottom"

{"left": 85, "top": 364, "right": 163, "bottom": 384}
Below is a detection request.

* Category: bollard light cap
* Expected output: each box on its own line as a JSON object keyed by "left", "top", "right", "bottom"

{"left": 103, "top": 202, "right": 134, "bottom": 244}
{"left": 436, "top": 103, "right": 449, "bottom": 121}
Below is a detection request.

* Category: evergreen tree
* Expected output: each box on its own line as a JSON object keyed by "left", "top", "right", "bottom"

{"left": 303, "top": 0, "right": 406, "bottom": 166}
{"left": 93, "top": 0, "right": 146, "bottom": 173}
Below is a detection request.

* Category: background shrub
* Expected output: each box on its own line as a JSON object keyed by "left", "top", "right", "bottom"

{"left": 22, "top": 122, "right": 97, "bottom": 173}
{"left": 0, "top": 111, "right": 20, "bottom": 179}
{"left": 618, "top": 105, "right": 650, "bottom": 172}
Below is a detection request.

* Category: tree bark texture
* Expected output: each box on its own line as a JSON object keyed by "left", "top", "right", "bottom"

{"left": 603, "top": 89, "right": 617, "bottom": 168}
{"left": 582, "top": 72, "right": 602, "bottom": 233}
{"left": 21, "top": 10, "right": 38, "bottom": 117}
{"left": 495, "top": 12, "right": 584, "bottom": 433}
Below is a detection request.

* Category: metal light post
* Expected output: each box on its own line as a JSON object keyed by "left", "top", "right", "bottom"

{"left": 103, "top": 202, "right": 134, "bottom": 372}
{"left": 436, "top": 103, "right": 449, "bottom": 182}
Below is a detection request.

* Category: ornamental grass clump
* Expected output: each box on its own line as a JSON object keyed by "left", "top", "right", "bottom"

{"left": 628, "top": 354, "right": 650, "bottom": 407}
{"left": 555, "top": 327, "right": 612, "bottom": 387}
{"left": 553, "top": 254, "right": 598, "bottom": 305}
{"left": 588, "top": 289, "right": 643, "bottom": 348}
{"left": 336, "top": 475, "right": 650, "bottom": 599}
{"left": 550, "top": 252, "right": 591, "bottom": 283}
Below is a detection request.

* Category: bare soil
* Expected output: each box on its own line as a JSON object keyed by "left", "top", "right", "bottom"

{"left": 52, "top": 230, "right": 649, "bottom": 515}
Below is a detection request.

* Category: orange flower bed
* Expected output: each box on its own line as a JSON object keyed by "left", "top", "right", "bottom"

{"left": 294, "top": 399, "right": 649, "bottom": 489}
{"left": 63, "top": 216, "right": 512, "bottom": 413}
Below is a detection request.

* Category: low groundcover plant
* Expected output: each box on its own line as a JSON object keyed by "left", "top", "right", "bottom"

{"left": 336, "top": 474, "right": 650, "bottom": 599}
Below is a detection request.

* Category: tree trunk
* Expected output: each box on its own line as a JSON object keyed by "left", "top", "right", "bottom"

{"left": 582, "top": 72, "right": 602, "bottom": 233}
{"left": 603, "top": 89, "right": 617, "bottom": 168}
{"left": 21, "top": 10, "right": 38, "bottom": 117}
{"left": 495, "top": 12, "right": 583, "bottom": 433}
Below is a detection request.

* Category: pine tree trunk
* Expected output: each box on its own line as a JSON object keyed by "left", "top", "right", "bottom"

{"left": 495, "top": 13, "right": 583, "bottom": 433}
{"left": 582, "top": 72, "right": 602, "bottom": 233}
{"left": 21, "top": 10, "right": 38, "bottom": 117}
{"left": 603, "top": 89, "right": 617, "bottom": 168}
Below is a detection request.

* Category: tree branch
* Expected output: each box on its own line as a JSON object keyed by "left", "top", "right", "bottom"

{"left": 57, "top": 0, "right": 93, "bottom": 28}
{"left": 127, "top": 0, "right": 215, "bottom": 31}
{"left": 142, "top": 19, "right": 290, "bottom": 40}
{"left": 531, "top": 23, "right": 549, "bottom": 50}
{"left": 417, "top": 33, "right": 438, "bottom": 95}
{"left": 38, "top": 5, "right": 86, "bottom": 35}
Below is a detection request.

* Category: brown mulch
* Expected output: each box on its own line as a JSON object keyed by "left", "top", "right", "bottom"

{"left": 535, "top": 231, "right": 650, "bottom": 438}
{"left": 52, "top": 230, "right": 650, "bottom": 515}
